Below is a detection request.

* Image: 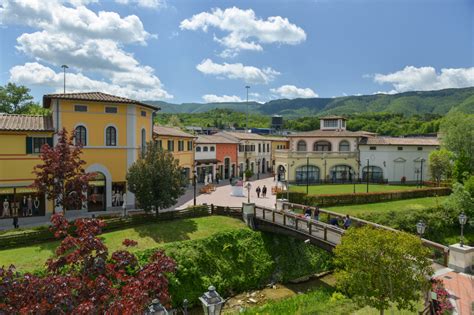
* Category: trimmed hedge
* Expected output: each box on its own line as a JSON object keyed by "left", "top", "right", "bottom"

{"left": 0, "top": 205, "right": 211, "bottom": 249}
{"left": 277, "top": 187, "right": 451, "bottom": 207}
{"left": 136, "top": 229, "right": 333, "bottom": 307}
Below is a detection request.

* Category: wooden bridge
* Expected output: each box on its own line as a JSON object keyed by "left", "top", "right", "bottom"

{"left": 248, "top": 202, "right": 450, "bottom": 266}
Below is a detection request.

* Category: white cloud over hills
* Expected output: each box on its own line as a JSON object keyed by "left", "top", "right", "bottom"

{"left": 180, "top": 7, "right": 306, "bottom": 58}
{"left": 270, "top": 85, "right": 318, "bottom": 99}
{"left": 373, "top": 66, "right": 474, "bottom": 93}
{"left": 196, "top": 59, "right": 280, "bottom": 84}
{"left": 1, "top": 0, "right": 171, "bottom": 100}
{"left": 202, "top": 94, "right": 244, "bottom": 103}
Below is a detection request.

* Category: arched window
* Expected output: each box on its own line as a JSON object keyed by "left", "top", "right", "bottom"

{"left": 210, "top": 146, "right": 215, "bottom": 152}
{"left": 313, "top": 141, "right": 331, "bottom": 152}
{"left": 105, "top": 126, "right": 117, "bottom": 146}
{"left": 330, "top": 165, "right": 353, "bottom": 182}
{"left": 196, "top": 146, "right": 201, "bottom": 152}
{"left": 362, "top": 166, "right": 384, "bottom": 182}
{"left": 296, "top": 140, "right": 307, "bottom": 152}
{"left": 339, "top": 140, "right": 350, "bottom": 152}
{"left": 203, "top": 146, "right": 208, "bottom": 152}
{"left": 141, "top": 129, "right": 146, "bottom": 156}
{"left": 295, "top": 165, "right": 320, "bottom": 184}
{"left": 75, "top": 125, "right": 87, "bottom": 146}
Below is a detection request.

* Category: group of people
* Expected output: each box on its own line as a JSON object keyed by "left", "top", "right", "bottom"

{"left": 2, "top": 195, "right": 41, "bottom": 219}
{"left": 255, "top": 185, "right": 268, "bottom": 198}
{"left": 303, "top": 206, "right": 352, "bottom": 229}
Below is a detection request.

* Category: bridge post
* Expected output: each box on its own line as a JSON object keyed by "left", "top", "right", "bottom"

{"left": 448, "top": 243, "right": 473, "bottom": 272}
{"left": 242, "top": 203, "right": 256, "bottom": 229}
{"left": 276, "top": 198, "right": 288, "bottom": 211}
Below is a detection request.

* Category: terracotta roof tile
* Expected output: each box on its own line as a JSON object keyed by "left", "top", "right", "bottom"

{"left": 153, "top": 126, "right": 195, "bottom": 138}
{"left": 43, "top": 92, "right": 159, "bottom": 110}
{"left": 362, "top": 137, "right": 440, "bottom": 146}
{"left": 289, "top": 130, "right": 369, "bottom": 137}
{"left": 196, "top": 135, "right": 239, "bottom": 144}
{"left": 0, "top": 114, "right": 54, "bottom": 131}
{"left": 217, "top": 131, "right": 270, "bottom": 141}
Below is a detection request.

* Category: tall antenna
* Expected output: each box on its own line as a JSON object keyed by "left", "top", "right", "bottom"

{"left": 245, "top": 85, "right": 250, "bottom": 132}
{"left": 61, "top": 65, "right": 69, "bottom": 94}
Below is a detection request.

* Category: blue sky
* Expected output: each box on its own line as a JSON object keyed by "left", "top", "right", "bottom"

{"left": 0, "top": 0, "right": 473, "bottom": 104}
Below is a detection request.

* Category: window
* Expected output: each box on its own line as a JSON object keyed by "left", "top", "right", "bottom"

{"left": 187, "top": 141, "right": 193, "bottom": 151}
{"left": 196, "top": 146, "right": 201, "bottom": 152}
{"left": 267, "top": 143, "right": 270, "bottom": 152}
{"left": 178, "top": 140, "right": 184, "bottom": 151}
{"left": 314, "top": 141, "right": 331, "bottom": 152}
{"left": 33, "top": 138, "right": 50, "bottom": 153}
{"left": 330, "top": 165, "right": 353, "bottom": 182}
{"left": 297, "top": 140, "right": 307, "bottom": 152}
{"left": 323, "top": 119, "right": 338, "bottom": 128}
{"left": 105, "top": 106, "right": 117, "bottom": 113}
{"left": 141, "top": 110, "right": 147, "bottom": 117}
{"left": 75, "top": 126, "right": 87, "bottom": 146}
{"left": 417, "top": 147, "right": 423, "bottom": 151}
{"left": 157, "top": 140, "right": 162, "bottom": 149}
{"left": 295, "top": 165, "right": 320, "bottom": 184}
{"left": 258, "top": 143, "right": 261, "bottom": 152}
{"left": 362, "top": 166, "right": 384, "bottom": 182}
{"left": 210, "top": 146, "right": 215, "bottom": 152}
{"left": 105, "top": 126, "right": 117, "bottom": 146}
{"left": 74, "top": 105, "right": 87, "bottom": 112}
{"left": 239, "top": 144, "right": 244, "bottom": 152}
{"left": 251, "top": 145, "right": 255, "bottom": 152}
{"left": 397, "top": 146, "right": 403, "bottom": 151}
{"left": 167, "top": 140, "right": 174, "bottom": 151}
{"left": 370, "top": 146, "right": 377, "bottom": 150}
{"left": 339, "top": 140, "right": 350, "bottom": 152}
{"left": 203, "top": 146, "right": 208, "bottom": 152}
{"left": 141, "top": 129, "right": 146, "bottom": 156}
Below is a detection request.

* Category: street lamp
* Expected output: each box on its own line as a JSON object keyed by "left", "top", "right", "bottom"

{"left": 199, "top": 285, "right": 225, "bottom": 315}
{"left": 145, "top": 299, "right": 168, "bottom": 315}
{"left": 458, "top": 212, "right": 468, "bottom": 247}
{"left": 245, "top": 182, "right": 252, "bottom": 203}
{"left": 245, "top": 85, "right": 250, "bottom": 132}
{"left": 416, "top": 220, "right": 426, "bottom": 238}
{"left": 61, "top": 64, "right": 68, "bottom": 94}
{"left": 193, "top": 170, "right": 197, "bottom": 206}
{"left": 256, "top": 158, "right": 260, "bottom": 179}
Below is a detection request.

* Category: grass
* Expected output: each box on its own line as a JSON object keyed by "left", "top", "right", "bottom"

{"left": 290, "top": 183, "right": 423, "bottom": 195}
{"left": 0, "top": 216, "right": 246, "bottom": 272}
{"left": 326, "top": 196, "right": 447, "bottom": 217}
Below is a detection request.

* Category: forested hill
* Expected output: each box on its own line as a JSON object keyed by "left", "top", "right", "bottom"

{"left": 147, "top": 87, "right": 474, "bottom": 117}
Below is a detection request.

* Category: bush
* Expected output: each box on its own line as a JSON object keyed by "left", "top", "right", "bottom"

{"left": 464, "top": 175, "right": 474, "bottom": 197}
{"left": 136, "top": 229, "right": 333, "bottom": 307}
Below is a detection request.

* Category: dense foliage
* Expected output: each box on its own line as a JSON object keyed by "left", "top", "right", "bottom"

{"left": 429, "top": 149, "right": 453, "bottom": 185}
{"left": 334, "top": 226, "right": 432, "bottom": 315}
{"left": 33, "top": 128, "right": 93, "bottom": 212}
{"left": 136, "top": 229, "right": 333, "bottom": 306}
{"left": 127, "top": 142, "right": 186, "bottom": 214}
{"left": 0, "top": 215, "right": 176, "bottom": 314}
{"left": 0, "top": 83, "right": 49, "bottom": 114}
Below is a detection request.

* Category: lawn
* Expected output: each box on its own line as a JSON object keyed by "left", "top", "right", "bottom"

{"left": 290, "top": 183, "right": 422, "bottom": 195}
{"left": 0, "top": 216, "right": 246, "bottom": 272}
{"left": 326, "top": 196, "right": 447, "bottom": 217}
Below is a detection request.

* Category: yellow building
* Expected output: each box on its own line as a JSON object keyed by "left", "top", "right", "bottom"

{"left": 268, "top": 136, "right": 289, "bottom": 173}
{"left": 152, "top": 126, "right": 195, "bottom": 181}
{"left": 0, "top": 92, "right": 158, "bottom": 216}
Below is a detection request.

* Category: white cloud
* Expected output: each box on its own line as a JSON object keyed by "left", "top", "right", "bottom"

{"left": 270, "top": 85, "right": 318, "bottom": 99}
{"left": 196, "top": 59, "right": 280, "bottom": 84}
{"left": 10, "top": 62, "right": 172, "bottom": 100}
{"left": 373, "top": 66, "right": 474, "bottom": 92}
{"left": 115, "top": 0, "right": 165, "bottom": 9}
{"left": 2, "top": 0, "right": 172, "bottom": 100}
{"left": 180, "top": 7, "right": 306, "bottom": 57}
{"left": 202, "top": 94, "right": 244, "bottom": 103}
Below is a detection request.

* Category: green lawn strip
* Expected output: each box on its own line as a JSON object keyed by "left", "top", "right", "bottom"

{"left": 326, "top": 196, "right": 447, "bottom": 216}
{"left": 290, "top": 184, "right": 423, "bottom": 195}
{"left": 0, "top": 216, "right": 246, "bottom": 272}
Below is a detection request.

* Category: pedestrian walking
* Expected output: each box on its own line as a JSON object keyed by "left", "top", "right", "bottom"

{"left": 304, "top": 207, "right": 312, "bottom": 218}
{"left": 12, "top": 214, "right": 19, "bottom": 229}
{"left": 262, "top": 185, "right": 267, "bottom": 198}
{"left": 343, "top": 215, "right": 352, "bottom": 229}
{"left": 313, "top": 206, "right": 320, "bottom": 221}
{"left": 256, "top": 186, "right": 261, "bottom": 198}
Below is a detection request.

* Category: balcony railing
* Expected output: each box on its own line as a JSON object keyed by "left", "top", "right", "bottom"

{"left": 274, "top": 149, "right": 358, "bottom": 159}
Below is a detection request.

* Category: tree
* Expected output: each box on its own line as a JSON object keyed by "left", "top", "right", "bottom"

{"left": 334, "top": 226, "right": 433, "bottom": 315}
{"left": 0, "top": 83, "right": 38, "bottom": 113}
{"left": 33, "top": 128, "right": 93, "bottom": 213}
{"left": 127, "top": 142, "right": 186, "bottom": 215}
{"left": 428, "top": 149, "right": 452, "bottom": 185}
{"left": 0, "top": 214, "right": 176, "bottom": 314}
{"left": 442, "top": 182, "right": 474, "bottom": 220}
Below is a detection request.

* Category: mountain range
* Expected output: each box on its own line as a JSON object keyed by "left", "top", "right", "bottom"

{"left": 147, "top": 87, "right": 474, "bottom": 117}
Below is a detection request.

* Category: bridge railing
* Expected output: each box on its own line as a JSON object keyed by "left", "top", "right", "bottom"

{"left": 283, "top": 202, "right": 450, "bottom": 266}
{"left": 254, "top": 205, "right": 345, "bottom": 245}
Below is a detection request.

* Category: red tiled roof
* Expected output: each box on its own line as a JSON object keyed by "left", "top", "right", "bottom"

{"left": 0, "top": 114, "right": 54, "bottom": 131}
{"left": 153, "top": 126, "right": 195, "bottom": 138}
{"left": 196, "top": 135, "right": 238, "bottom": 144}
{"left": 217, "top": 131, "right": 270, "bottom": 141}
{"left": 362, "top": 137, "right": 440, "bottom": 146}
{"left": 43, "top": 92, "right": 159, "bottom": 110}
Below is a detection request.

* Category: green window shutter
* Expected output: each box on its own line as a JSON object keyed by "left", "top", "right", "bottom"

{"left": 26, "top": 137, "right": 32, "bottom": 154}
{"left": 46, "top": 137, "right": 53, "bottom": 147}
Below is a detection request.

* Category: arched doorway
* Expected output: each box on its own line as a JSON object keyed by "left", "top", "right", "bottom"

{"left": 330, "top": 165, "right": 353, "bottom": 183}
{"left": 224, "top": 157, "right": 230, "bottom": 179}
{"left": 88, "top": 172, "right": 106, "bottom": 212}
{"left": 277, "top": 165, "right": 286, "bottom": 181}
{"left": 362, "top": 165, "right": 384, "bottom": 182}
{"left": 261, "top": 158, "right": 266, "bottom": 173}
{"left": 295, "top": 165, "right": 320, "bottom": 184}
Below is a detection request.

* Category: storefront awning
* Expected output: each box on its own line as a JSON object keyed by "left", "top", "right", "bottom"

{"left": 196, "top": 159, "right": 221, "bottom": 165}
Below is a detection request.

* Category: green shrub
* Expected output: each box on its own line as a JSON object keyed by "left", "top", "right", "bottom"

{"left": 136, "top": 229, "right": 333, "bottom": 307}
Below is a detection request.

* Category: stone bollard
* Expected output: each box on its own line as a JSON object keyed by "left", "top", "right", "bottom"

{"left": 448, "top": 243, "right": 474, "bottom": 274}
{"left": 242, "top": 203, "right": 255, "bottom": 229}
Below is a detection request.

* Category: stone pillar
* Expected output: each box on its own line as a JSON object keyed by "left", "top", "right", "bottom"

{"left": 448, "top": 243, "right": 474, "bottom": 273}
{"left": 276, "top": 198, "right": 288, "bottom": 211}
{"left": 242, "top": 203, "right": 255, "bottom": 229}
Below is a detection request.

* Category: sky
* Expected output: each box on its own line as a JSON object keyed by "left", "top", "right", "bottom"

{"left": 0, "top": 0, "right": 473, "bottom": 104}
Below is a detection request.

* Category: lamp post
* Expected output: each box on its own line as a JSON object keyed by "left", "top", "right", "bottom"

{"left": 245, "top": 85, "right": 250, "bottom": 132}
{"left": 256, "top": 159, "right": 260, "bottom": 179}
{"left": 420, "top": 158, "right": 424, "bottom": 188}
{"left": 366, "top": 159, "right": 370, "bottom": 193}
{"left": 458, "top": 212, "right": 468, "bottom": 247}
{"left": 306, "top": 156, "right": 309, "bottom": 194}
{"left": 199, "top": 285, "right": 225, "bottom": 315}
{"left": 416, "top": 220, "right": 426, "bottom": 238}
{"left": 193, "top": 169, "right": 197, "bottom": 206}
{"left": 145, "top": 299, "right": 168, "bottom": 315}
{"left": 61, "top": 64, "right": 68, "bottom": 94}
{"left": 245, "top": 182, "right": 252, "bottom": 203}
{"left": 353, "top": 172, "right": 358, "bottom": 194}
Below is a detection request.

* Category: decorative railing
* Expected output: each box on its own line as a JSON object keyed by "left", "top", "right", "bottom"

{"left": 274, "top": 150, "right": 359, "bottom": 159}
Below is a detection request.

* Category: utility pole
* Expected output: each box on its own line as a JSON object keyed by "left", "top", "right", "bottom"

{"left": 245, "top": 85, "right": 250, "bottom": 132}
{"left": 306, "top": 156, "right": 309, "bottom": 194}
{"left": 366, "top": 159, "right": 370, "bottom": 193}
{"left": 61, "top": 65, "right": 68, "bottom": 94}
{"left": 420, "top": 159, "right": 424, "bottom": 188}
